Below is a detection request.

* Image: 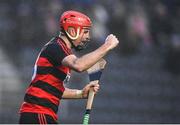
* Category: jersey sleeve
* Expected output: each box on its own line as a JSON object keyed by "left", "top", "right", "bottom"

{"left": 40, "top": 43, "right": 69, "bottom": 66}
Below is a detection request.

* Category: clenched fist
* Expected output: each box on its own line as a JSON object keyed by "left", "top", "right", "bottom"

{"left": 104, "top": 34, "right": 119, "bottom": 50}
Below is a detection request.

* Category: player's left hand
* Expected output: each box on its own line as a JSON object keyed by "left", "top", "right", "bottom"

{"left": 82, "top": 82, "right": 100, "bottom": 98}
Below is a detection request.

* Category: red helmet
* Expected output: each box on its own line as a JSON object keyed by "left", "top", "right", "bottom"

{"left": 60, "top": 10, "right": 92, "bottom": 40}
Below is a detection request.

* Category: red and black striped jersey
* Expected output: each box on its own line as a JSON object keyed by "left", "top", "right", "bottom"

{"left": 19, "top": 37, "right": 72, "bottom": 121}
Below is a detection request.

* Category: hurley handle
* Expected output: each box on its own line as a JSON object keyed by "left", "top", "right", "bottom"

{"left": 83, "top": 80, "right": 98, "bottom": 125}
{"left": 86, "top": 80, "right": 98, "bottom": 109}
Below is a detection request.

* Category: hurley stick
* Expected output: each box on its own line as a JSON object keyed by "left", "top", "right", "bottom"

{"left": 83, "top": 58, "right": 107, "bottom": 125}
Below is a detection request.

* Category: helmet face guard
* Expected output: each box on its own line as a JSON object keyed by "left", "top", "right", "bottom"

{"left": 60, "top": 10, "right": 92, "bottom": 51}
{"left": 75, "top": 38, "right": 90, "bottom": 51}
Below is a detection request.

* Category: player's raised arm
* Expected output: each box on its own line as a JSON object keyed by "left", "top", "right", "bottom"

{"left": 62, "top": 34, "right": 119, "bottom": 72}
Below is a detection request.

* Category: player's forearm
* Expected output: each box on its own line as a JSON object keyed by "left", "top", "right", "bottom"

{"left": 62, "top": 88, "right": 84, "bottom": 99}
{"left": 73, "top": 44, "right": 110, "bottom": 72}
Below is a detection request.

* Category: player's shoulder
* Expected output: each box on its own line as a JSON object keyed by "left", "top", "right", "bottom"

{"left": 41, "top": 36, "right": 72, "bottom": 56}
{"left": 45, "top": 37, "right": 59, "bottom": 47}
{"left": 42, "top": 37, "right": 61, "bottom": 51}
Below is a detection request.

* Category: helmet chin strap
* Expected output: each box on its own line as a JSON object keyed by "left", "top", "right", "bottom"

{"left": 65, "top": 27, "right": 80, "bottom": 40}
{"left": 62, "top": 28, "right": 88, "bottom": 51}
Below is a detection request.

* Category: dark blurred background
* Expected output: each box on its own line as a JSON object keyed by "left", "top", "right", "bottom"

{"left": 0, "top": 0, "right": 180, "bottom": 123}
